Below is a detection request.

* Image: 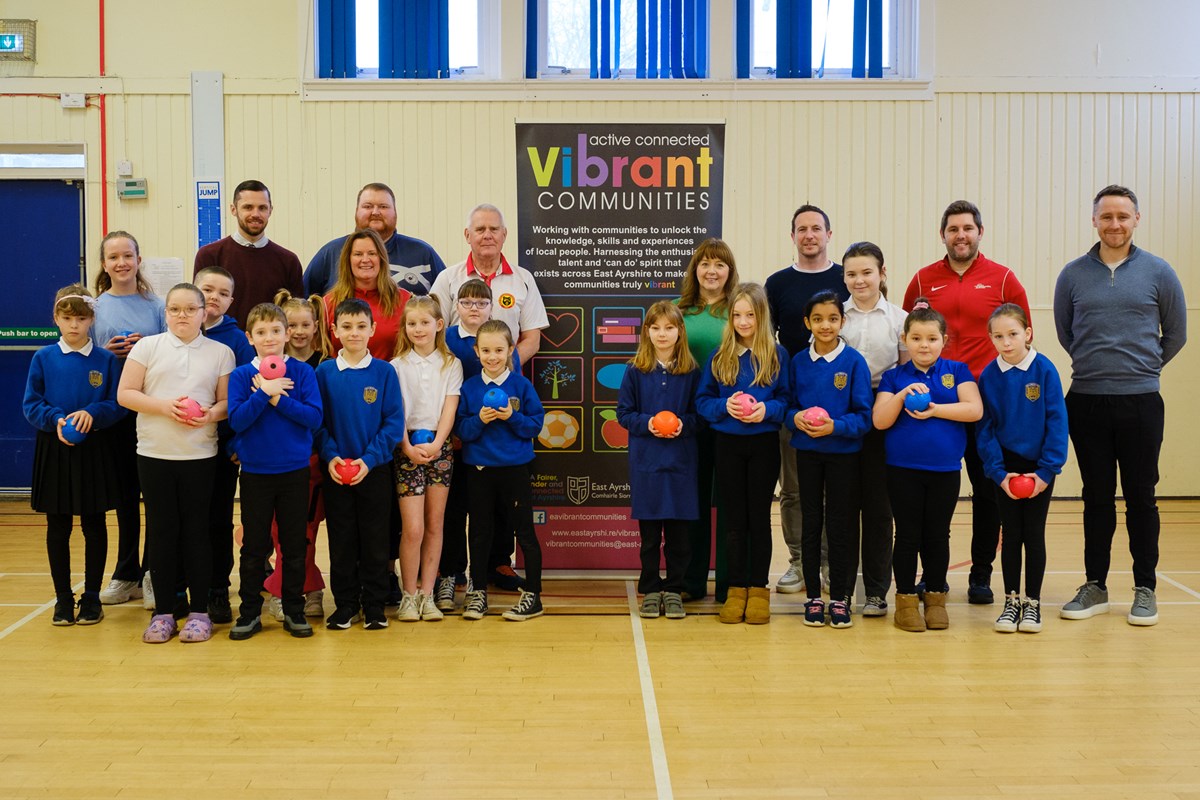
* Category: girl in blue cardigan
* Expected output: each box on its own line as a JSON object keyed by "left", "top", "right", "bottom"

{"left": 696, "top": 283, "right": 790, "bottom": 625}
{"left": 785, "top": 290, "right": 873, "bottom": 629}
{"left": 977, "top": 303, "right": 1068, "bottom": 634}
{"left": 617, "top": 301, "right": 702, "bottom": 621}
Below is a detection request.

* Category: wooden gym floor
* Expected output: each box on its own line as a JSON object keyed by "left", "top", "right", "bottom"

{"left": 1, "top": 497, "right": 1199, "bottom": 799}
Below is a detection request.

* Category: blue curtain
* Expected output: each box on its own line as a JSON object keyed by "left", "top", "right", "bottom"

{"left": 380, "top": 0, "right": 450, "bottom": 79}
{"left": 852, "top": 0, "right": 883, "bottom": 78}
{"left": 316, "top": 0, "right": 357, "bottom": 78}
{"left": 776, "top": 0, "right": 812, "bottom": 79}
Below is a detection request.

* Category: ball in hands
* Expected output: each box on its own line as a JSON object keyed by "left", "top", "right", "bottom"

{"left": 61, "top": 418, "right": 87, "bottom": 444}
{"left": 801, "top": 406, "right": 829, "bottom": 426}
{"left": 1009, "top": 475, "right": 1036, "bottom": 499}
{"left": 904, "top": 392, "right": 932, "bottom": 412}
{"left": 483, "top": 388, "right": 509, "bottom": 409}
{"left": 258, "top": 355, "right": 286, "bottom": 380}
{"left": 334, "top": 460, "right": 361, "bottom": 483}
{"left": 180, "top": 398, "right": 203, "bottom": 420}
{"left": 410, "top": 429, "right": 436, "bottom": 445}
{"left": 651, "top": 410, "right": 681, "bottom": 436}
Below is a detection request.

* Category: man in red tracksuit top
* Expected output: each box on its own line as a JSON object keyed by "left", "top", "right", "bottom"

{"left": 903, "top": 200, "right": 1031, "bottom": 605}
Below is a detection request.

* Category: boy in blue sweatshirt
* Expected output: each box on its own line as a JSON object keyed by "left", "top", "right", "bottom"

{"left": 314, "top": 298, "right": 405, "bottom": 630}
{"left": 227, "top": 302, "right": 323, "bottom": 640}
{"left": 197, "top": 266, "right": 256, "bottom": 622}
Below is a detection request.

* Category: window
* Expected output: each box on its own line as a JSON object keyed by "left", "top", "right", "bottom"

{"left": 738, "top": 0, "right": 899, "bottom": 79}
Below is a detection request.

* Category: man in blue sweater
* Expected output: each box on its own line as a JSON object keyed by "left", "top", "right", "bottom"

{"left": 1053, "top": 184, "right": 1188, "bottom": 626}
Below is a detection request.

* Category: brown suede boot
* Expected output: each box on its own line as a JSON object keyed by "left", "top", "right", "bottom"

{"left": 718, "top": 586, "right": 748, "bottom": 624}
{"left": 893, "top": 592, "right": 926, "bottom": 632}
{"left": 923, "top": 591, "right": 950, "bottom": 630}
{"left": 744, "top": 587, "right": 771, "bottom": 624}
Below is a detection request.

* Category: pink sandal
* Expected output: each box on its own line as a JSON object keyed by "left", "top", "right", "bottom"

{"left": 142, "top": 614, "right": 178, "bottom": 643}
{"left": 179, "top": 612, "right": 213, "bottom": 643}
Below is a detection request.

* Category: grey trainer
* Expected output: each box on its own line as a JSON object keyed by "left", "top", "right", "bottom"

{"left": 776, "top": 563, "right": 805, "bottom": 594}
{"left": 639, "top": 592, "right": 663, "bottom": 619}
{"left": 1060, "top": 581, "right": 1110, "bottom": 619}
{"left": 1127, "top": 586, "right": 1159, "bottom": 626}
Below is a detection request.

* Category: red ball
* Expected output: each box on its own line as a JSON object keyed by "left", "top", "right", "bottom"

{"left": 737, "top": 393, "right": 756, "bottom": 418}
{"left": 180, "top": 398, "right": 203, "bottom": 420}
{"left": 1010, "top": 475, "right": 1036, "bottom": 499}
{"left": 334, "top": 460, "right": 361, "bottom": 484}
{"left": 801, "top": 406, "right": 829, "bottom": 426}
{"left": 259, "top": 355, "right": 286, "bottom": 380}
{"left": 651, "top": 410, "right": 681, "bottom": 436}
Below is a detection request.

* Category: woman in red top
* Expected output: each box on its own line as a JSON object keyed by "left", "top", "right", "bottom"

{"left": 323, "top": 228, "right": 411, "bottom": 360}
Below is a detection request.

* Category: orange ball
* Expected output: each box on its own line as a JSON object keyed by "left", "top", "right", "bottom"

{"left": 651, "top": 410, "right": 681, "bottom": 436}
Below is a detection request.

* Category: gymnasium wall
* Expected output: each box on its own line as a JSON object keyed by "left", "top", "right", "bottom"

{"left": 2, "top": 0, "right": 1196, "bottom": 495}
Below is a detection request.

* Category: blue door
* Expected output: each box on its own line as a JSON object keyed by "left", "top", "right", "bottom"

{"left": 0, "top": 179, "right": 85, "bottom": 490}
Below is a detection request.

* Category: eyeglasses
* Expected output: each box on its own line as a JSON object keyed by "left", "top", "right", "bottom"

{"left": 165, "top": 306, "right": 202, "bottom": 317}
{"left": 457, "top": 299, "right": 491, "bottom": 310}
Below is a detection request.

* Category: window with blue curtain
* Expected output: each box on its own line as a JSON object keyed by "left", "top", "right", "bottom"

{"left": 737, "top": 0, "right": 893, "bottom": 79}
{"left": 528, "top": 0, "right": 709, "bottom": 79}
{"left": 315, "top": 0, "right": 470, "bottom": 79}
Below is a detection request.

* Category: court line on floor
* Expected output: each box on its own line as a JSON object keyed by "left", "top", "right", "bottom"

{"left": 1156, "top": 572, "right": 1200, "bottom": 600}
{"left": 625, "top": 581, "right": 673, "bottom": 800}
{"left": 0, "top": 581, "right": 81, "bottom": 642}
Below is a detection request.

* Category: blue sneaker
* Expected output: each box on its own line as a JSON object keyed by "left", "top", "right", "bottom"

{"left": 829, "top": 600, "right": 853, "bottom": 628}
{"left": 967, "top": 581, "right": 994, "bottom": 605}
{"left": 803, "top": 597, "right": 826, "bottom": 627}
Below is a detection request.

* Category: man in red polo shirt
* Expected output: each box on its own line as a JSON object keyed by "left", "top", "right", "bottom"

{"left": 903, "top": 200, "right": 1031, "bottom": 604}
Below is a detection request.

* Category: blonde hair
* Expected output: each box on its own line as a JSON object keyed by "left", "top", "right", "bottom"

{"left": 275, "top": 289, "right": 332, "bottom": 358}
{"left": 53, "top": 284, "right": 95, "bottom": 320}
{"left": 678, "top": 238, "right": 739, "bottom": 316}
{"left": 329, "top": 228, "right": 403, "bottom": 317}
{"left": 711, "top": 282, "right": 780, "bottom": 387}
{"left": 631, "top": 301, "right": 697, "bottom": 375}
{"left": 245, "top": 302, "right": 287, "bottom": 332}
{"left": 475, "top": 319, "right": 513, "bottom": 348}
{"left": 393, "top": 294, "right": 455, "bottom": 369}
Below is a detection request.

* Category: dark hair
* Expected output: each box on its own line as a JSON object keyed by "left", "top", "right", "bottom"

{"left": 232, "top": 179, "right": 271, "bottom": 205}
{"left": 195, "top": 265, "right": 235, "bottom": 288}
{"left": 167, "top": 282, "right": 205, "bottom": 307}
{"left": 988, "top": 302, "right": 1029, "bottom": 331}
{"left": 1093, "top": 184, "right": 1138, "bottom": 212}
{"left": 334, "top": 297, "right": 373, "bottom": 323}
{"left": 803, "top": 289, "right": 843, "bottom": 320}
{"left": 476, "top": 319, "right": 514, "bottom": 347}
{"left": 904, "top": 296, "right": 947, "bottom": 336}
{"left": 678, "top": 238, "right": 739, "bottom": 314}
{"left": 457, "top": 278, "right": 492, "bottom": 300}
{"left": 940, "top": 200, "right": 983, "bottom": 233}
{"left": 842, "top": 240, "right": 888, "bottom": 297}
{"left": 791, "top": 204, "right": 831, "bottom": 233}
{"left": 356, "top": 182, "right": 396, "bottom": 205}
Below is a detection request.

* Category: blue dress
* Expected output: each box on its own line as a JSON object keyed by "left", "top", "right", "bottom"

{"left": 617, "top": 364, "right": 702, "bottom": 520}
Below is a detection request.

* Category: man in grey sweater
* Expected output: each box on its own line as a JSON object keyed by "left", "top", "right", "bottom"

{"left": 1053, "top": 184, "right": 1187, "bottom": 626}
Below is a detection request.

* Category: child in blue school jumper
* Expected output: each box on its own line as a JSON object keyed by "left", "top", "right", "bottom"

{"left": 873, "top": 299, "right": 983, "bottom": 633}
{"left": 456, "top": 320, "right": 546, "bottom": 622}
{"left": 977, "top": 303, "right": 1068, "bottom": 634}
{"left": 227, "top": 302, "right": 323, "bottom": 640}
{"left": 696, "top": 282, "right": 790, "bottom": 625}
{"left": 314, "top": 298, "right": 405, "bottom": 631}
{"left": 785, "top": 290, "right": 873, "bottom": 629}
{"left": 196, "top": 265, "right": 255, "bottom": 623}
{"left": 23, "top": 284, "right": 126, "bottom": 626}
{"left": 617, "top": 301, "right": 702, "bottom": 621}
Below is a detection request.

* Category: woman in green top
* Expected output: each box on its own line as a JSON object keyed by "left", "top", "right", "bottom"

{"left": 676, "top": 238, "right": 740, "bottom": 602}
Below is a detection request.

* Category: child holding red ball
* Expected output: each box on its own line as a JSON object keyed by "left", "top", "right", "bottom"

{"left": 617, "top": 301, "right": 702, "bottom": 620}
{"left": 976, "top": 303, "right": 1067, "bottom": 633}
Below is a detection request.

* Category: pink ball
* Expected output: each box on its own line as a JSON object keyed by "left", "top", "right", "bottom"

{"left": 737, "top": 394, "right": 757, "bottom": 417}
{"left": 259, "top": 355, "right": 286, "bottom": 380}
{"left": 802, "top": 406, "right": 829, "bottom": 426}
{"left": 180, "top": 398, "right": 203, "bottom": 420}
{"left": 1010, "top": 475, "right": 1036, "bottom": 499}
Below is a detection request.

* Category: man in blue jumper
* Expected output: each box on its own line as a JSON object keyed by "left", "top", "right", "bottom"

{"left": 1053, "top": 184, "right": 1187, "bottom": 626}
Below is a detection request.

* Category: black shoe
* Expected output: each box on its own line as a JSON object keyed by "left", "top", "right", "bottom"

{"left": 52, "top": 595, "right": 75, "bottom": 626}
{"left": 385, "top": 574, "right": 402, "bottom": 606}
{"left": 207, "top": 592, "right": 233, "bottom": 624}
{"left": 363, "top": 606, "right": 388, "bottom": 630}
{"left": 491, "top": 564, "right": 525, "bottom": 592}
{"left": 229, "top": 615, "right": 263, "bottom": 640}
{"left": 967, "top": 582, "right": 995, "bottom": 605}
{"left": 326, "top": 607, "right": 360, "bottom": 630}
{"left": 76, "top": 595, "right": 104, "bottom": 625}
{"left": 283, "top": 612, "right": 314, "bottom": 638}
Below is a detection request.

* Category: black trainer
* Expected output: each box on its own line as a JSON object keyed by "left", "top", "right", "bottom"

{"left": 76, "top": 595, "right": 104, "bottom": 625}
{"left": 363, "top": 606, "right": 388, "bottom": 630}
{"left": 52, "top": 595, "right": 75, "bottom": 626}
{"left": 229, "top": 615, "right": 263, "bottom": 640}
{"left": 326, "top": 607, "right": 360, "bottom": 630}
{"left": 207, "top": 592, "right": 233, "bottom": 624}
{"left": 283, "top": 612, "right": 314, "bottom": 638}
{"left": 502, "top": 591, "right": 544, "bottom": 621}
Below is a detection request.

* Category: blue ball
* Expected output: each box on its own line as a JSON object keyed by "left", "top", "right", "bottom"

{"left": 61, "top": 418, "right": 87, "bottom": 444}
{"left": 904, "top": 392, "right": 932, "bottom": 412}
{"left": 410, "top": 429, "right": 436, "bottom": 445}
{"left": 483, "top": 388, "right": 509, "bottom": 409}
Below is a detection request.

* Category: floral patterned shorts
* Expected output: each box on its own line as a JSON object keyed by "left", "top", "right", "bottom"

{"left": 393, "top": 438, "right": 454, "bottom": 497}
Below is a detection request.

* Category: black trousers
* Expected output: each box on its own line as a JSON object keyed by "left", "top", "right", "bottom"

{"left": 110, "top": 413, "right": 145, "bottom": 583}
{"left": 1067, "top": 391, "right": 1164, "bottom": 590}
{"left": 797, "top": 449, "right": 860, "bottom": 601}
{"left": 323, "top": 462, "right": 394, "bottom": 612}
{"left": 888, "top": 466, "right": 959, "bottom": 595}
{"left": 208, "top": 449, "right": 239, "bottom": 592}
{"left": 637, "top": 519, "right": 690, "bottom": 594}
{"left": 138, "top": 455, "right": 216, "bottom": 614}
{"left": 714, "top": 431, "right": 778, "bottom": 589}
{"left": 439, "top": 449, "right": 470, "bottom": 577}
{"left": 239, "top": 467, "right": 309, "bottom": 618}
{"left": 683, "top": 426, "right": 722, "bottom": 599}
{"left": 965, "top": 422, "right": 1003, "bottom": 585}
{"left": 995, "top": 450, "right": 1052, "bottom": 599}
{"left": 854, "top": 426, "right": 893, "bottom": 597}
{"left": 467, "top": 463, "right": 542, "bottom": 594}
{"left": 46, "top": 512, "right": 107, "bottom": 597}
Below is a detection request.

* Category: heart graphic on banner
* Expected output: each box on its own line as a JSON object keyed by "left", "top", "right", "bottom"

{"left": 543, "top": 311, "right": 581, "bottom": 349}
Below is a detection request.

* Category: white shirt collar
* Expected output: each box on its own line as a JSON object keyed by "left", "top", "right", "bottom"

{"left": 736, "top": 345, "right": 750, "bottom": 357}
{"left": 843, "top": 294, "right": 887, "bottom": 314}
{"left": 335, "top": 350, "right": 374, "bottom": 371}
{"left": 997, "top": 346, "right": 1038, "bottom": 373}
{"left": 166, "top": 330, "right": 204, "bottom": 349}
{"left": 232, "top": 229, "right": 270, "bottom": 249}
{"left": 57, "top": 338, "right": 94, "bottom": 356}
{"left": 400, "top": 348, "right": 441, "bottom": 366}
{"left": 792, "top": 259, "right": 833, "bottom": 274}
{"left": 451, "top": 325, "right": 477, "bottom": 341}
{"left": 809, "top": 340, "right": 845, "bottom": 362}
{"left": 482, "top": 368, "right": 511, "bottom": 386}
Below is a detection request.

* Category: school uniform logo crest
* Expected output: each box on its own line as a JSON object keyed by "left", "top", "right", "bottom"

{"left": 509, "top": 397, "right": 521, "bottom": 411}
{"left": 567, "top": 475, "right": 590, "bottom": 505}
{"left": 88, "top": 370, "right": 103, "bottom": 388}
{"left": 941, "top": 374, "right": 955, "bottom": 389}
{"left": 497, "top": 292, "right": 516, "bottom": 310}
{"left": 833, "top": 372, "right": 848, "bottom": 390}
{"left": 1025, "top": 383, "right": 1041, "bottom": 402}
{"left": 363, "top": 386, "right": 378, "bottom": 404}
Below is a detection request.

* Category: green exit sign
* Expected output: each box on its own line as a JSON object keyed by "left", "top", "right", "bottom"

{"left": 0, "top": 34, "right": 22, "bottom": 53}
